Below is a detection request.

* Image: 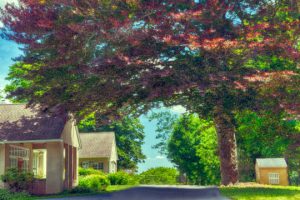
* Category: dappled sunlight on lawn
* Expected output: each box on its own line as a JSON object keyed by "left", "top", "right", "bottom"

{"left": 220, "top": 185, "right": 300, "bottom": 200}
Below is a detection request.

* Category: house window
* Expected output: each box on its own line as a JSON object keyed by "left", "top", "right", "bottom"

{"left": 80, "top": 161, "right": 104, "bottom": 171}
{"left": 9, "top": 145, "right": 29, "bottom": 171}
{"left": 93, "top": 162, "right": 104, "bottom": 171}
{"left": 32, "top": 149, "right": 47, "bottom": 179}
{"left": 81, "top": 161, "right": 90, "bottom": 169}
{"left": 268, "top": 173, "right": 280, "bottom": 185}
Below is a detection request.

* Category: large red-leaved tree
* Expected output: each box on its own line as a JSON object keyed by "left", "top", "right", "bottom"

{"left": 1, "top": 0, "right": 300, "bottom": 185}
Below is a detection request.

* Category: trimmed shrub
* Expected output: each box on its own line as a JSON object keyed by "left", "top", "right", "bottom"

{"left": 139, "top": 167, "right": 179, "bottom": 185}
{"left": 78, "top": 175, "right": 110, "bottom": 191}
{"left": 1, "top": 168, "right": 34, "bottom": 193}
{"left": 108, "top": 171, "right": 138, "bottom": 185}
{"left": 79, "top": 167, "right": 105, "bottom": 176}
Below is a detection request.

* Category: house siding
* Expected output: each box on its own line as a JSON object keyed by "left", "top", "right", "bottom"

{"left": 257, "top": 167, "right": 289, "bottom": 186}
{"left": 46, "top": 142, "right": 64, "bottom": 194}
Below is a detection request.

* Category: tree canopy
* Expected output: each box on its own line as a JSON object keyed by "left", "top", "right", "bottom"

{"left": 1, "top": 0, "right": 299, "bottom": 184}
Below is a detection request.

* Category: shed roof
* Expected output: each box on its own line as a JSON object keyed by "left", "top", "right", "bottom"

{"left": 0, "top": 104, "right": 67, "bottom": 141}
{"left": 79, "top": 132, "right": 115, "bottom": 158}
{"left": 256, "top": 158, "right": 287, "bottom": 168}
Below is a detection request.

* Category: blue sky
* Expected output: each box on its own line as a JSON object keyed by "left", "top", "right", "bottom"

{"left": 0, "top": 0, "right": 187, "bottom": 173}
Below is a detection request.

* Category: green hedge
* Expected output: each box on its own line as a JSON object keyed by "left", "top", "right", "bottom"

{"left": 78, "top": 175, "right": 110, "bottom": 191}
{"left": 79, "top": 168, "right": 105, "bottom": 176}
{"left": 138, "top": 167, "right": 179, "bottom": 185}
{"left": 108, "top": 171, "right": 138, "bottom": 185}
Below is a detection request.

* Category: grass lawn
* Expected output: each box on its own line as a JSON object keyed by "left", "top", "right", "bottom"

{"left": 220, "top": 185, "right": 300, "bottom": 200}
{"left": 36, "top": 185, "right": 133, "bottom": 199}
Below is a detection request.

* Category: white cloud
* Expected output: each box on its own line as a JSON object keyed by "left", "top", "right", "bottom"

{"left": 146, "top": 155, "right": 167, "bottom": 161}
{"left": 155, "top": 155, "right": 166, "bottom": 160}
{"left": 170, "top": 105, "right": 186, "bottom": 114}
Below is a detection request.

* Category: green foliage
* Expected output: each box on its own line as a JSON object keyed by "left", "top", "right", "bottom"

{"left": 235, "top": 110, "right": 299, "bottom": 182}
{"left": 138, "top": 167, "right": 179, "bottom": 185}
{"left": 1, "top": 169, "right": 34, "bottom": 193}
{"left": 79, "top": 115, "right": 146, "bottom": 171}
{"left": 107, "top": 171, "right": 138, "bottom": 185}
{"left": 244, "top": 55, "right": 296, "bottom": 71}
{"left": 148, "top": 111, "right": 178, "bottom": 155}
{"left": 4, "top": 63, "right": 40, "bottom": 103}
{"left": 168, "top": 114, "right": 220, "bottom": 185}
{"left": 0, "top": 189, "right": 32, "bottom": 200}
{"left": 289, "top": 171, "right": 300, "bottom": 186}
{"left": 78, "top": 175, "right": 110, "bottom": 192}
{"left": 78, "top": 167, "right": 105, "bottom": 176}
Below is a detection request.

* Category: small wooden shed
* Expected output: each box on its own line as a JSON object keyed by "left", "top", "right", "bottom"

{"left": 255, "top": 158, "right": 289, "bottom": 186}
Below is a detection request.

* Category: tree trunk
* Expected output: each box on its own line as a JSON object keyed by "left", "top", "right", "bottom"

{"left": 213, "top": 106, "right": 239, "bottom": 185}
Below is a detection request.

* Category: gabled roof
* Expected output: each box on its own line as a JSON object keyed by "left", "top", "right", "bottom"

{"left": 0, "top": 104, "right": 67, "bottom": 141}
{"left": 256, "top": 158, "right": 287, "bottom": 168}
{"left": 79, "top": 132, "right": 116, "bottom": 158}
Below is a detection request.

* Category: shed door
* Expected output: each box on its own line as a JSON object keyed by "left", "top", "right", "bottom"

{"left": 268, "top": 173, "right": 280, "bottom": 185}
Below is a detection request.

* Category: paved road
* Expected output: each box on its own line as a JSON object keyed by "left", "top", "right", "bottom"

{"left": 43, "top": 186, "right": 228, "bottom": 200}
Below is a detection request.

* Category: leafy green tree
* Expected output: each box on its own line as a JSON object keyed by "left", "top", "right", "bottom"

{"left": 79, "top": 114, "right": 146, "bottom": 171}
{"left": 168, "top": 114, "right": 220, "bottom": 185}
{"left": 139, "top": 167, "right": 179, "bottom": 185}
{"left": 2, "top": 0, "right": 299, "bottom": 185}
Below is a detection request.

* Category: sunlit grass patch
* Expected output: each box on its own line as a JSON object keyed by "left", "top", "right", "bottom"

{"left": 220, "top": 185, "right": 300, "bottom": 200}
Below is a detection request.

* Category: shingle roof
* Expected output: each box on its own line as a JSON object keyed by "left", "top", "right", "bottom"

{"left": 79, "top": 132, "right": 115, "bottom": 158}
{"left": 0, "top": 104, "right": 67, "bottom": 141}
{"left": 256, "top": 158, "right": 287, "bottom": 168}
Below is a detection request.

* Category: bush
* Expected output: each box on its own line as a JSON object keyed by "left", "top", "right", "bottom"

{"left": 0, "top": 189, "right": 31, "bottom": 200}
{"left": 138, "top": 167, "right": 179, "bottom": 185}
{"left": 79, "top": 167, "right": 105, "bottom": 176}
{"left": 1, "top": 168, "right": 34, "bottom": 192}
{"left": 78, "top": 175, "right": 110, "bottom": 191}
{"left": 108, "top": 171, "right": 138, "bottom": 185}
{"left": 69, "top": 186, "right": 93, "bottom": 194}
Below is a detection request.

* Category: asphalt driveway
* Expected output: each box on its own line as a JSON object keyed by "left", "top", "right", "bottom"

{"left": 43, "top": 185, "right": 228, "bottom": 200}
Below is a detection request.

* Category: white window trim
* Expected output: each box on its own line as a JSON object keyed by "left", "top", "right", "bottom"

{"left": 268, "top": 173, "right": 280, "bottom": 185}
{"left": 9, "top": 145, "right": 30, "bottom": 171}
